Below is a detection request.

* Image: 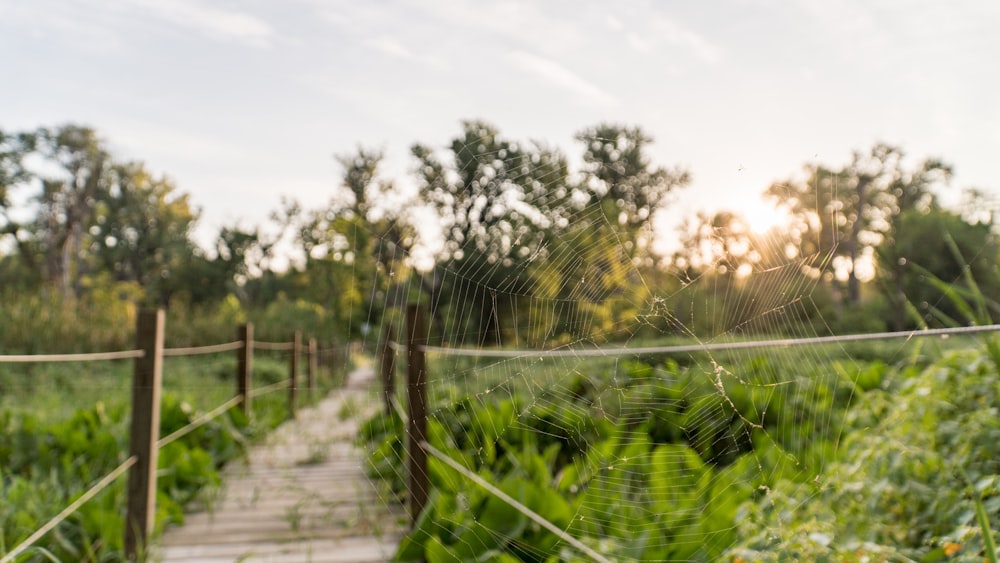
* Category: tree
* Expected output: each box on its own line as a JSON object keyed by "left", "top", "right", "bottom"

{"left": 673, "top": 211, "right": 758, "bottom": 280}
{"left": 0, "top": 129, "right": 39, "bottom": 290}
{"left": 878, "top": 208, "right": 999, "bottom": 329}
{"left": 0, "top": 124, "right": 225, "bottom": 308}
{"left": 417, "top": 120, "right": 571, "bottom": 266}
{"left": 413, "top": 120, "right": 573, "bottom": 345}
{"left": 404, "top": 121, "right": 692, "bottom": 345}
{"left": 765, "top": 143, "right": 951, "bottom": 306}
{"left": 546, "top": 124, "right": 688, "bottom": 341}
{"left": 21, "top": 125, "right": 110, "bottom": 296}
{"left": 256, "top": 146, "right": 408, "bottom": 337}
{"left": 575, "top": 124, "right": 689, "bottom": 234}
{"left": 0, "top": 129, "right": 34, "bottom": 218}
{"left": 89, "top": 162, "right": 197, "bottom": 305}
{"left": 668, "top": 211, "right": 811, "bottom": 337}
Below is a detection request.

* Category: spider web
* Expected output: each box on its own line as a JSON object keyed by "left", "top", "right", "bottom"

{"left": 356, "top": 130, "right": 927, "bottom": 562}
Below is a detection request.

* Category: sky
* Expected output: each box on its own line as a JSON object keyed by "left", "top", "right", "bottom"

{"left": 2, "top": 0, "right": 997, "bottom": 256}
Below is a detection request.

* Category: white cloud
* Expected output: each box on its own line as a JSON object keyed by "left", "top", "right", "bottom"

{"left": 652, "top": 16, "right": 723, "bottom": 63}
{"left": 506, "top": 50, "right": 617, "bottom": 108}
{"left": 406, "top": 0, "right": 586, "bottom": 56}
{"left": 625, "top": 32, "right": 654, "bottom": 54}
{"left": 125, "top": 0, "right": 274, "bottom": 47}
{"left": 363, "top": 36, "right": 449, "bottom": 70}
{"left": 366, "top": 36, "right": 413, "bottom": 59}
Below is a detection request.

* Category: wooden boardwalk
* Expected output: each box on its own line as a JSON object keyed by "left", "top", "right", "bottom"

{"left": 155, "top": 367, "right": 404, "bottom": 562}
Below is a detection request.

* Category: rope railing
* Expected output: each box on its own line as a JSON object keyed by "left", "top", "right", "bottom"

{"left": 157, "top": 395, "right": 246, "bottom": 449}
{"left": 390, "top": 396, "right": 408, "bottom": 423}
{"left": 162, "top": 340, "right": 244, "bottom": 357}
{"left": 254, "top": 340, "right": 295, "bottom": 351}
{"left": 249, "top": 378, "right": 292, "bottom": 398}
{"left": 0, "top": 349, "right": 144, "bottom": 363}
{"left": 0, "top": 456, "right": 138, "bottom": 563}
{"left": 409, "top": 323, "right": 1000, "bottom": 359}
{"left": 1, "top": 318, "right": 333, "bottom": 560}
{"left": 421, "top": 441, "right": 613, "bottom": 563}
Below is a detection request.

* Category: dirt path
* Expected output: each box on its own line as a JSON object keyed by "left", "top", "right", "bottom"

{"left": 155, "top": 367, "right": 404, "bottom": 562}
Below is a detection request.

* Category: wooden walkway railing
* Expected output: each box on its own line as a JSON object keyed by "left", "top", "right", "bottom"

{"left": 0, "top": 310, "right": 338, "bottom": 562}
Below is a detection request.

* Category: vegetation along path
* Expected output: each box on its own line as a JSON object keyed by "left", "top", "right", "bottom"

{"left": 156, "top": 366, "right": 404, "bottom": 562}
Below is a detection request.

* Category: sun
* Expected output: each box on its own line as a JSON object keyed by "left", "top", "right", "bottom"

{"left": 744, "top": 200, "right": 789, "bottom": 234}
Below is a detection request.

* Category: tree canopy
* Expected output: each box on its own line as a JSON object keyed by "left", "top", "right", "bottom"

{"left": 0, "top": 124, "right": 993, "bottom": 343}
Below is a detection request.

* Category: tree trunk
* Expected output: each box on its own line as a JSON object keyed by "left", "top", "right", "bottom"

{"left": 847, "top": 177, "right": 871, "bottom": 305}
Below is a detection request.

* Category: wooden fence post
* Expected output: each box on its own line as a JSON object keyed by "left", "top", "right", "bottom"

{"left": 307, "top": 337, "right": 317, "bottom": 395}
{"left": 237, "top": 323, "right": 253, "bottom": 417}
{"left": 125, "top": 309, "right": 164, "bottom": 560}
{"left": 289, "top": 331, "right": 301, "bottom": 418}
{"left": 327, "top": 339, "right": 338, "bottom": 382}
{"left": 379, "top": 324, "right": 396, "bottom": 415}
{"left": 406, "top": 305, "right": 429, "bottom": 524}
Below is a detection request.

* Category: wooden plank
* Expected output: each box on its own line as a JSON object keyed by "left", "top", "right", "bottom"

{"left": 159, "top": 535, "right": 401, "bottom": 563}
{"left": 156, "top": 367, "right": 402, "bottom": 563}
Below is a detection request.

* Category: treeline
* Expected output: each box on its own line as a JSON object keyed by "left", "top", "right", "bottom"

{"left": 671, "top": 143, "right": 999, "bottom": 335}
{"left": 1, "top": 122, "right": 996, "bottom": 351}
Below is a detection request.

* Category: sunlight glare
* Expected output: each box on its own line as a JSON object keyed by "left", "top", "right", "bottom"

{"left": 744, "top": 201, "right": 789, "bottom": 234}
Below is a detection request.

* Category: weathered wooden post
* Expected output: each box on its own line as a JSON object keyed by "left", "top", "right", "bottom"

{"left": 307, "top": 337, "right": 317, "bottom": 395}
{"left": 289, "top": 331, "right": 301, "bottom": 418}
{"left": 125, "top": 309, "right": 164, "bottom": 560}
{"left": 326, "top": 338, "right": 338, "bottom": 382}
{"left": 379, "top": 324, "right": 396, "bottom": 415}
{"left": 237, "top": 323, "right": 254, "bottom": 417}
{"left": 406, "top": 305, "right": 429, "bottom": 524}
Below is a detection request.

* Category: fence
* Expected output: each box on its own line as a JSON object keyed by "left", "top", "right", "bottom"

{"left": 379, "top": 304, "right": 1000, "bottom": 558}
{"left": 0, "top": 310, "right": 343, "bottom": 562}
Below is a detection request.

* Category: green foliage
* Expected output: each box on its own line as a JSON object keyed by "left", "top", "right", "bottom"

{"left": 361, "top": 338, "right": 1000, "bottom": 562}
{"left": 0, "top": 356, "right": 291, "bottom": 561}
{"left": 0, "top": 399, "right": 233, "bottom": 560}
{"left": 361, "top": 352, "right": 890, "bottom": 562}
{"left": 249, "top": 294, "right": 340, "bottom": 342}
{"left": 880, "top": 208, "right": 1000, "bottom": 330}
{"left": 0, "top": 289, "right": 136, "bottom": 355}
{"left": 729, "top": 348, "right": 1000, "bottom": 562}
{"left": 163, "top": 294, "right": 247, "bottom": 347}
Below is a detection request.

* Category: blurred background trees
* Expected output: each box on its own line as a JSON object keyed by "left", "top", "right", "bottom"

{"left": 1, "top": 123, "right": 996, "bottom": 352}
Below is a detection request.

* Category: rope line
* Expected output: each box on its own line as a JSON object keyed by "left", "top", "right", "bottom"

{"left": 412, "top": 324, "right": 1000, "bottom": 358}
{"left": 162, "top": 341, "right": 243, "bottom": 357}
{"left": 249, "top": 379, "right": 292, "bottom": 398}
{"left": 421, "top": 441, "right": 613, "bottom": 563}
{"left": 254, "top": 341, "right": 295, "bottom": 351}
{"left": 0, "top": 456, "right": 138, "bottom": 563}
{"left": 390, "top": 397, "right": 408, "bottom": 422}
{"left": 157, "top": 395, "right": 245, "bottom": 449}
{"left": 0, "top": 349, "right": 144, "bottom": 364}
